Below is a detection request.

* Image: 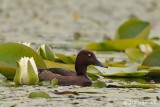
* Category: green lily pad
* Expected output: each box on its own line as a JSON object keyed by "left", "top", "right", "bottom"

{"left": 28, "top": 91, "right": 51, "bottom": 98}
{"left": 92, "top": 80, "right": 106, "bottom": 88}
{"left": 38, "top": 80, "right": 51, "bottom": 86}
{"left": 142, "top": 48, "right": 160, "bottom": 66}
{"left": 85, "top": 39, "right": 159, "bottom": 51}
{"left": 108, "top": 84, "right": 159, "bottom": 89}
{"left": 0, "top": 43, "right": 47, "bottom": 79}
{"left": 0, "top": 43, "right": 46, "bottom": 68}
{"left": 91, "top": 63, "right": 148, "bottom": 77}
{"left": 147, "top": 68, "right": 160, "bottom": 77}
{"left": 0, "top": 62, "right": 16, "bottom": 80}
{"left": 125, "top": 48, "right": 144, "bottom": 61}
{"left": 44, "top": 60, "right": 75, "bottom": 71}
{"left": 55, "top": 53, "right": 76, "bottom": 64}
{"left": 51, "top": 78, "right": 58, "bottom": 87}
{"left": 115, "top": 19, "right": 150, "bottom": 39}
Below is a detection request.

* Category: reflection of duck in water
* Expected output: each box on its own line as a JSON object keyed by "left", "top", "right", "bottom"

{"left": 38, "top": 50, "right": 108, "bottom": 86}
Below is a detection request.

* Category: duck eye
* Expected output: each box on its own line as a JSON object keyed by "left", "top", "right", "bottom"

{"left": 88, "top": 54, "right": 92, "bottom": 57}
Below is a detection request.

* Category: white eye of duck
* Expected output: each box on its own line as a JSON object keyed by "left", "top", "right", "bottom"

{"left": 88, "top": 53, "right": 92, "bottom": 57}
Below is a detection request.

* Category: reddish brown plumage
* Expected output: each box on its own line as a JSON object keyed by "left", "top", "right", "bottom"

{"left": 38, "top": 50, "right": 107, "bottom": 86}
{"left": 39, "top": 70, "right": 92, "bottom": 86}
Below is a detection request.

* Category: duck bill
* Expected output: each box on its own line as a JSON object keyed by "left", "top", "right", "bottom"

{"left": 93, "top": 59, "right": 108, "bottom": 68}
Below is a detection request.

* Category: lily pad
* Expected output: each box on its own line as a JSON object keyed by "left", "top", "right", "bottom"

{"left": 51, "top": 78, "right": 58, "bottom": 87}
{"left": 92, "top": 80, "right": 106, "bottom": 88}
{"left": 44, "top": 60, "right": 75, "bottom": 71}
{"left": 92, "top": 63, "right": 148, "bottom": 77}
{"left": 85, "top": 39, "right": 159, "bottom": 51}
{"left": 108, "top": 84, "right": 159, "bottom": 89}
{"left": 38, "top": 80, "right": 50, "bottom": 86}
{"left": 0, "top": 43, "right": 46, "bottom": 79}
{"left": 0, "top": 62, "right": 16, "bottom": 80}
{"left": 28, "top": 91, "right": 51, "bottom": 98}
{"left": 125, "top": 48, "right": 144, "bottom": 61}
{"left": 55, "top": 53, "right": 76, "bottom": 64}
{"left": 115, "top": 19, "right": 150, "bottom": 39}
{"left": 142, "top": 48, "right": 160, "bottom": 66}
{"left": 0, "top": 43, "right": 46, "bottom": 68}
{"left": 147, "top": 68, "right": 160, "bottom": 77}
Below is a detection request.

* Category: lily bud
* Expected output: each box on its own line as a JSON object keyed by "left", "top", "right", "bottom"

{"left": 14, "top": 57, "right": 39, "bottom": 85}
{"left": 37, "top": 44, "right": 55, "bottom": 61}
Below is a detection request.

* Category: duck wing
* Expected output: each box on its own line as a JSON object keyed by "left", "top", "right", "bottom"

{"left": 38, "top": 70, "right": 92, "bottom": 86}
{"left": 38, "top": 68, "right": 76, "bottom": 76}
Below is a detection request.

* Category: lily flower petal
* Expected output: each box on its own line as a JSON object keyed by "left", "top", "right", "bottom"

{"left": 37, "top": 44, "right": 55, "bottom": 61}
{"left": 14, "top": 57, "right": 39, "bottom": 85}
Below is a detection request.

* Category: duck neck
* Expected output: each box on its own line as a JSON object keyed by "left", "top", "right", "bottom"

{"left": 75, "top": 63, "right": 87, "bottom": 77}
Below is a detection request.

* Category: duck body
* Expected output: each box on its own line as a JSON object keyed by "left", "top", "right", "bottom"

{"left": 38, "top": 50, "right": 107, "bottom": 86}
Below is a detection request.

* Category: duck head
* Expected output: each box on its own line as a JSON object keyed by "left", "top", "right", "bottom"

{"left": 75, "top": 50, "right": 108, "bottom": 76}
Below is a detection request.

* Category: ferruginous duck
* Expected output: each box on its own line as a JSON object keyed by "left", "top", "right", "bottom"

{"left": 38, "top": 50, "right": 108, "bottom": 86}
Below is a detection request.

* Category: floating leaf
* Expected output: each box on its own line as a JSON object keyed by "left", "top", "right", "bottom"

{"left": 125, "top": 48, "right": 144, "bottom": 61}
{"left": 147, "top": 68, "right": 160, "bottom": 77}
{"left": 115, "top": 19, "right": 150, "bottom": 39}
{"left": 44, "top": 60, "right": 75, "bottom": 71}
{"left": 142, "top": 48, "right": 160, "bottom": 66}
{"left": 93, "top": 63, "right": 148, "bottom": 77}
{"left": 86, "top": 39, "right": 159, "bottom": 51}
{"left": 0, "top": 43, "right": 46, "bottom": 68}
{"left": 91, "top": 80, "right": 106, "bottom": 88}
{"left": 0, "top": 43, "right": 46, "bottom": 79}
{"left": 51, "top": 78, "right": 58, "bottom": 87}
{"left": 108, "top": 84, "right": 159, "bottom": 89}
{"left": 0, "top": 81, "right": 15, "bottom": 86}
{"left": 39, "top": 80, "right": 50, "bottom": 86}
{"left": 104, "top": 62, "right": 126, "bottom": 67}
{"left": 37, "top": 44, "right": 55, "bottom": 61}
{"left": 55, "top": 53, "right": 76, "bottom": 64}
{"left": 28, "top": 91, "right": 51, "bottom": 98}
{"left": 0, "top": 62, "right": 16, "bottom": 80}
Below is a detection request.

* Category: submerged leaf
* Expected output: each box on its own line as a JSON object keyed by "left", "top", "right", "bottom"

{"left": 85, "top": 39, "right": 159, "bottom": 51}
{"left": 115, "top": 19, "right": 150, "bottom": 39}
{"left": 142, "top": 48, "right": 160, "bottom": 66}
{"left": 28, "top": 91, "right": 51, "bottom": 98}
{"left": 91, "top": 80, "right": 106, "bottom": 88}
{"left": 125, "top": 48, "right": 144, "bottom": 61}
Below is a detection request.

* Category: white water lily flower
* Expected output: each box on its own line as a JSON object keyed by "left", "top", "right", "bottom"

{"left": 14, "top": 57, "right": 39, "bottom": 85}
{"left": 22, "top": 42, "right": 31, "bottom": 47}
{"left": 139, "top": 44, "right": 152, "bottom": 56}
{"left": 18, "top": 42, "right": 31, "bottom": 47}
{"left": 37, "top": 44, "right": 55, "bottom": 61}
